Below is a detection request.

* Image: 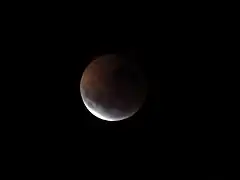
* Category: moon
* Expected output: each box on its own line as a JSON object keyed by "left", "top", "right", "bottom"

{"left": 80, "top": 54, "right": 147, "bottom": 121}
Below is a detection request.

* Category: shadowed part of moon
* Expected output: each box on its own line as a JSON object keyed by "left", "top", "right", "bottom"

{"left": 80, "top": 54, "right": 147, "bottom": 121}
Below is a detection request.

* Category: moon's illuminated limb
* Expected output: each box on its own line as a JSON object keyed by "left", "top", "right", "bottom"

{"left": 81, "top": 90, "right": 135, "bottom": 121}
{"left": 83, "top": 95, "right": 132, "bottom": 121}
{"left": 83, "top": 99, "right": 123, "bottom": 121}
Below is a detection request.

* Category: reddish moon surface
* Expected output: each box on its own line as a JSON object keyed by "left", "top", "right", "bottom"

{"left": 80, "top": 54, "right": 147, "bottom": 121}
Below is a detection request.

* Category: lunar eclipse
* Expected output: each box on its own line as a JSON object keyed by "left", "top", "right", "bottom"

{"left": 80, "top": 54, "right": 147, "bottom": 121}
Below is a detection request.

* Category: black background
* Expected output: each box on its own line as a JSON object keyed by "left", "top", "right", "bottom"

{"left": 10, "top": 2, "right": 224, "bottom": 132}
{"left": 16, "top": 7, "right": 223, "bottom": 142}
{"left": 51, "top": 25, "right": 212, "bottom": 130}
{"left": 6, "top": 4, "right": 227, "bottom": 177}
{"left": 45, "top": 38, "right": 224, "bottom": 178}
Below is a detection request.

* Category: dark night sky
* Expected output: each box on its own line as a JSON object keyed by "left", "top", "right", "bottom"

{"left": 46, "top": 25, "right": 223, "bottom": 176}
{"left": 10, "top": 6, "right": 226, "bottom": 176}
{"left": 44, "top": 32, "right": 222, "bottom": 146}
{"left": 13, "top": 4, "right": 223, "bottom": 133}
{"left": 32, "top": 15, "right": 222, "bottom": 133}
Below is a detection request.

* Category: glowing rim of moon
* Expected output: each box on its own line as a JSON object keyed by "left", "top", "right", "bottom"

{"left": 81, "top": 91, "right": 137, "bottom": 121}
{"left": 80, "top": 83, "right": 139, "bottom": 121}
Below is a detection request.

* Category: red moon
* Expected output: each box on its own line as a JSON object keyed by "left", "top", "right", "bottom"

{"left": 80, "top": 54, "right": 147, "bottom": 121}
